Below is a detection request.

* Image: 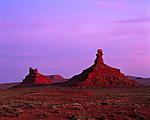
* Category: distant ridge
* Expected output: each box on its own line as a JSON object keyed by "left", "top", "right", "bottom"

{"left": 126, "top": 76, "right": 150, "bottom": 86}
{"left": 0, "top": 82, "right": 20, "bottom": 89}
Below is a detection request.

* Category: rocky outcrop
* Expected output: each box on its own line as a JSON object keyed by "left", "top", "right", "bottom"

{"left": 21, "top": 67, "right": 52, "bottom": 85}
{"left": 65, "top": 49, "right": 139, "bottom": 87}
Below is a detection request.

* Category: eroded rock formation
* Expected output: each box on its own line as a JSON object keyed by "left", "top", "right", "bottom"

{"left": 66, "top": 49, "right": 139, "bottom": 87}
{"left": 21, "top": 67, "right": 52, "bottom": 85}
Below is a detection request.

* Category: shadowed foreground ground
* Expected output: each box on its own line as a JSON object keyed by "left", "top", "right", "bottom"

{"left": 0, "top": 86, "right": 150, "bottom": 120}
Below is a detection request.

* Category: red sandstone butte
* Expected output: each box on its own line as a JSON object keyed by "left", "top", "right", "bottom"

{"left": 21, "top": 67, "right": 52, "bottom": 85}
{"left": 66, "top": 49, "right": 139, "bottom": 87}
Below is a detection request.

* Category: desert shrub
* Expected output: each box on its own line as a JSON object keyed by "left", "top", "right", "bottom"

{"left": 128, "top": 113, "right": 146, "bottom": 120}
{"left": 0, "top": 105, "right": 24, "bottom": 118}
{"left": 138, "top": 116, "right": 146, "bottom": 120}
{"left": 116, "top": 111, "right": 126, "bottom": 114}
{"left": 22, "top": 101, "right": 36, "bottom": 109}
{"left": 134, "top": 104, "right": 141, "bottom": 108}
{"left": 37, "top": 112, "right": 49, "bottom": 119}
{"left": 72, "top": 103, "right": 82, "bottom": 106}
{"left": 71, "top": 113, "right": 86, "bottom": 120}
{"left": 101, "top": 102, "right": 110, "bottom": 105}
{"left": 111, "top": 103, "right": 118, "bottom": 106}
{"left": 129, "top": 113, "right": 139, "bottom": 119}
{"left": 53, "top": 109, "right": 59, "bottom": 113}
{"left": 10, "top": 101, "right": 22, "bottom": 108}
{"left": 86, "top": 118, "right": 97, "bottom": 120}
{"left": 33, "top": 101, "right": 43, "bottom": 107}
{"left": 72, "top": 106, "right": 81, "bottom": 110}
{"left": 49, "top": 104, "right": 57, "bottom": 110}
{"left": 10, "top": 101, "right": 36, "bottom": 109}
{"left": 123, "top": 116, "right": 131, "bottom": 120}
{"left": 49, "top": 104, "right": 60, "bottom": 108}
{"left": 42, "top": 112, "right": 49, "bottom": 117}
{"left": 97, "top": 115, "right": 106, "bottom": 120}
{"left": 48, "top": 104, "right": 60, "bottom": 113}
{"left": 71, "top": 103, "right": 82, "bottom": 110}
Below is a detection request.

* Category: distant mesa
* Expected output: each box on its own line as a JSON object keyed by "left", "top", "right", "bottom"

{"left": 126, "top": 76, "right": 150, "bottom": 86}
{"left": 16, "top": 67, "right": 52, "bottom": 87}
{"left": 65, "top": 49, "right": 139, "bottom": 87}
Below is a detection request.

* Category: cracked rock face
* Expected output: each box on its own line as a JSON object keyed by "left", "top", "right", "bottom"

{"left": 66, "top": 49, "right": 139, "bottom": 87}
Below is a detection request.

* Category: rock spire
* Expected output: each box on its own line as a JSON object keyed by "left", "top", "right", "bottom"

{"left": 94, "top": 49, "right": 104, "bottom": 64}
{"left": 65, "top": 49, "right": 139, "bottom": 87}
{"left": 17, "top": 67, "right": 52, "bottom": 87}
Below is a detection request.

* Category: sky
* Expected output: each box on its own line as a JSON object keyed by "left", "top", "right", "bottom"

{"left": 0, "top": 0, "right": 150, "bottom": 83}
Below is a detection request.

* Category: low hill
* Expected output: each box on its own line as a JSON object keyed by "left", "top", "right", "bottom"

{"left": 0, "top": 82, "right": 20, "bottom": 89}
{"left": 47, "top": 75, "right": 68, "bottom": 83}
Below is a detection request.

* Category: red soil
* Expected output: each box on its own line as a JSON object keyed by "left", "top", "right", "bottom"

{"left": 0, "top": 86, "right": 150, "bottom": 120}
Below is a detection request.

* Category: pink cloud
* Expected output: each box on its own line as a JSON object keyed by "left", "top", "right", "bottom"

{"left": 107, "top": 23, "right": 150, "bottom": 38}
{"left": 91, "top": 0, "right": 128, "bottom": 10}
{"left": 91, "top": 0, "right": 146, "bottom": 16}
{"left": 116, "top": 17, "right": 150, "bottom": 23}
{"left": 0, "top": 19, "right": 47, "bottom": 29}
{"left": 105, "top": 54, "right": 150, "bottom": 77}
{"left": 131, "top": 50, "right": 145, "bottom": 55}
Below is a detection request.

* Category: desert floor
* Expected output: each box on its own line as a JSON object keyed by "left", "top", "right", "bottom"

{"left": 0, "top": 86, "right": 150, "bottom": 120}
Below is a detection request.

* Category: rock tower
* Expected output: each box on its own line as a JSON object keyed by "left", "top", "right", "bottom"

{"left": 66, "top": 49, "right": 139, "bottom": 87}
{"left": 21, "top": 67, "right": 52, "bottom": 85}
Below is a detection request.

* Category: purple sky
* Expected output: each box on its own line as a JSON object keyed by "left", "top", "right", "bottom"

{"left": 0, "top": 0, "right": 150, "bottom": 83}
